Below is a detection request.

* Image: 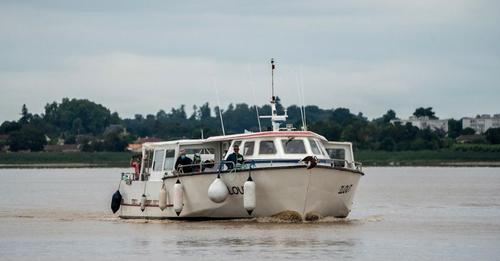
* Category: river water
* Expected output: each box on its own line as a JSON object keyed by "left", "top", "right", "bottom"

{"left": 0, "top": 167, "right": 499, "bottom": 260}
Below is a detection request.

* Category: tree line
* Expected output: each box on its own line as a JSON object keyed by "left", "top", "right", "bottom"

{"left": 0, "top": 98, "right": 498, "bottom": 152}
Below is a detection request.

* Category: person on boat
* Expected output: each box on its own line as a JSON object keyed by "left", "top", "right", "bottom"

{"left": 129, "top": 155, "right": 141, "bottom": 180}
{"left": 175, "top": 149, "right": 193, "bottom": 173}
{"left": 226, "top": 144, "right": 244, "bottom": 169}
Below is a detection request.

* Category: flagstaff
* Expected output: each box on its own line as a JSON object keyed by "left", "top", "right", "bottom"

{"left": 271, "top": 58, "right": 275, "bottom": 102}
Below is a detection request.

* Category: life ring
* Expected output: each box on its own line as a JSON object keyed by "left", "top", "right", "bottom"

{"left": 301, "top": 156, "right": 318, "bottom": 169}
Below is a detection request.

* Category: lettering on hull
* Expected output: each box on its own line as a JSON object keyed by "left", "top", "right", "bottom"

{"left": 338, "top": 184, "right": 353, "bottom": 194}
{"left": 227, "top": 186, "right": 244, "bottom": 195}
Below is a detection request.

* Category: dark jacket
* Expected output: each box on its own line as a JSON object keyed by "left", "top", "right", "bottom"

{"left": 175, "top": 156, "right": 193, "bottom": 173}
{"left": 226, "top": 152, "right": 244, "bottom": 169}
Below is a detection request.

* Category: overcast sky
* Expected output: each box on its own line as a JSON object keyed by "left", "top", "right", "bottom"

{"left": 1, "top": 0, "right": 499, "bottom": 122}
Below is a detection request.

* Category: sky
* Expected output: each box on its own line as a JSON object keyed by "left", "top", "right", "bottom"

{"left": 0, "top": 0, "right": 499, "bottom": 122}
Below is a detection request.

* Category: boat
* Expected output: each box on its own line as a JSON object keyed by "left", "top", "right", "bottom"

{"left": 112, "top": 60, "right": 364, "bottom": 220}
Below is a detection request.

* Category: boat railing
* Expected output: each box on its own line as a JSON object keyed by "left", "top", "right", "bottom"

{"left": 175, "top": 160, "right": 243, "bottom": 174}
{"left": 319, "top": 158, "right": 363, "bottom": 172}
{"left": 121, "top": 172, "right": 136, "bottom": 184}
{"left": 174, "top": 157, "right": 362, "bottom": 174}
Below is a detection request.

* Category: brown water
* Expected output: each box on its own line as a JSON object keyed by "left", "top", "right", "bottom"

{"left": 0, "top": 167, "right": 499, "bottom": 260}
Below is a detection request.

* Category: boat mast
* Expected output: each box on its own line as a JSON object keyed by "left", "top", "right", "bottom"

{"left": 271, "top": 58, "right": 275, "bottom": 100}
{"left": 260, "top": 58, "right": 288, "bottom": 131}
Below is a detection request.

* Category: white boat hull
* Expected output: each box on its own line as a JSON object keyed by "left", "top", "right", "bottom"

{"left": 118, "top": 166, "right": 362, "bottom": 219}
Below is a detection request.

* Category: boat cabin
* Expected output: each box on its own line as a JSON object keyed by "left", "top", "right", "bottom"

{"left": 135, "top": 131, "right": 359, "bottom": 181}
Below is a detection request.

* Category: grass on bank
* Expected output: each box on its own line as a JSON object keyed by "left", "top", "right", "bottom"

{"left": 0, "top": 149, "right": 500, "bottom": 167}
{"left": 0, "top": 152, "right": 132, "bottom": 167}
{"left": 357, "top": 149, "right": 500, "bottom": 166}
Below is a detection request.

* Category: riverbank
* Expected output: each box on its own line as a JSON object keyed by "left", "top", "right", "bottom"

{"left": 0, "top": 152, "right": 131, "bottom": 168}
{"left": 356, "top": 150, "right": 500, "bottom": 167}
{"left": 0, "top": 150, "right": 499, "bottom": 168}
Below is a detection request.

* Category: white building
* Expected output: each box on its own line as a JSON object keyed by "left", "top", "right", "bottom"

{"left": 462, "top": 114, "right": 500, "bottom": 134}
{"left": 390, "top": 116, "right": 449, "bottom": 132}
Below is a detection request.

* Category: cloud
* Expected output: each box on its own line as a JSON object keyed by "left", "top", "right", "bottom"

{"left": 0, "top": 0, "right": 499, "bottom": 122}
{"left": 2, "top": 51, "right": 498, "bottom": 122}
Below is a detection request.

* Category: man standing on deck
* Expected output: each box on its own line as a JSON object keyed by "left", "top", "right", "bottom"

{"left": 175, "top": 149, "right": 193, "bottom": 173}
{"left": 226, "top": 144, "right": 244, "bottom": 169}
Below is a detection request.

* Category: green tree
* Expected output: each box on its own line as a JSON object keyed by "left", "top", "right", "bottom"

{"left": 382, "top": 109, "right": 396, "bottom": 123}
{"left": 19, "top": 104, "right": 33, "bottom": 124}
{"left": 0, "top": 121, "right": 21, "bottom": 134}
{"left": 102, "top": 132, "right": 128, "bottom": 151}
{"left": 43, "top": 98, "right": 116, "bottom": 135}
{"left": 461, "top": 128, "right": 476, "bottom": 135}
{"left": 447, "top": 119, "right": 462, "bottom": 139}
{"left": 379, "top": 137, "right": 396, "bottom": 151}
{"left": 413, "top": 107, "right": 438, "bottom": 119}
{"left": 8, "top": 126, "right": 47, "bottom": 151}
{"left": 485, "top": 128, "right": 500, "bottom": 144}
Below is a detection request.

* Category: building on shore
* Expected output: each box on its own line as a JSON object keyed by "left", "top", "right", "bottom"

{"left": 455, "top": 134, "right": 487, "bottom": 144}
{"left": 390, "top": 116, "right": 449, "bottom": 132}
{"left": 462, "top": 114, "right": 500, "bottom": 134}
{"left": 127, "top": 137, "right": 162, "bottom": 153}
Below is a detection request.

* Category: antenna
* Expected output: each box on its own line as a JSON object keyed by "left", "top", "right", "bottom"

{"left": 260, "top": 58, "right": 288, "bottom": 131}
{"left": 271, "top": 58, "right": 275, "bottom": 101}
{"left": 295, "top": 71, "right": 306, "bottom": 130}
{"left": 214, "top": 78, "right": 226, "bottom": 136}
{"left": 247, "top": 65, "right": 262, "bottom": 132}
{"left": 299, "top": 66, "right": 307, "bottom": 131}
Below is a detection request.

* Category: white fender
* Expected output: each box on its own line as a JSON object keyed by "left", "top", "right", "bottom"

{"left": 173, "top": 180, "right": 183, "bottom": 216}
{"left": 243, "top": 176, "right": 256, "bottom": 215}
{"left": 140, "top": 194, "right": 147, "bottom": 212}
{"left": 159, "top": 185, "right": 167, "bottom": 211}
{"left": 208, "top": 174, "right": 229, "bottom": 203}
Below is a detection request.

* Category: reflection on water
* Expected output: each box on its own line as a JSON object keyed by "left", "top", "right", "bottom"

{"left": 0, "top": 167, "right": 500, "bottom": 260}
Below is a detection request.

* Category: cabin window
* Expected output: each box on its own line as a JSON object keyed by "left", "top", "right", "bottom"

{"left": 317, "top": 140, "right": 328, "bottom": 156}
{"left": 259, "top": 140, "right": 276, "bottom": 154}
{"left": 327, "top": 148, "right": 345, "bottom": 160}
{"left": 185, "top": 148, "right": 215, "bottom": 163}
{"left": 309, "top": 139, "right": 321, "bottom": 155}
{"left": 281, "top": 139, "right": 306, "bottom": 154}
{"left": 153, "top": 149, "right": 165, "bottom": 171}
{"left": 327, "top": 148, "right": 346, "bottom": 167}
{"left": 243, "top": 141, "right": 255, "bottom": 156}
{"left": 221, "top": 141, "right": 231, "bottom": 158}
{"left": 163, "top": 149, "right": 175, "bottom": 170}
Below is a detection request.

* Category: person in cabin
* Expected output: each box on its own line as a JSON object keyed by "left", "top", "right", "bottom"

{"left": 175, "top": 149, "right": 193, "bottom": 173}
{"left": 226, "top": 144, "right": 244, "bottom": 169}
{"left": 130, "top": 155, "right": 142, "bottom": 180}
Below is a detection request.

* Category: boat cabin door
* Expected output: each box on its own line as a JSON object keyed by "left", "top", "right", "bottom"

{"left": 324, "top": 142, "right": 354, "bottom": 168}
{"left": 149, "top": 147, "right": 176, "bottom": 180}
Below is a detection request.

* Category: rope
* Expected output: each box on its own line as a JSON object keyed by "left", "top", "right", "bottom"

{"left": 117, "top": 174, "right": 122, "bottom": 190}
{"left": 142, "top": 178, "right": 147, "bottom": 195}
{"left": 302, "top": 169, "right": 312, "bottom": 217}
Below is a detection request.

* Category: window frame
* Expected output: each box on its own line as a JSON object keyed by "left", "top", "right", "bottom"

{"left": 163, "top": 149, "right": 176, "bottom": 171}
{"left": 258, "top": 140, "right": 277, "bottom": 155}
{"left": 308, "top": 138, "right": 322, "bottom": 155}
{"left": 242, "top": 141, "right": 255, "bottom": 156}
{"left": 281, "top": 138, "right": 307, "bottom": 154}
{"left": 152, "top": 149, "right": 165, "bottom": 172}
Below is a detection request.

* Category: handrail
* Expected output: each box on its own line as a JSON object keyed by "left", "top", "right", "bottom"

{"left": 318, "top": 158, "right": 363, "bottom": 172}
{"left": 121, "top": 172, "right": 136, "bottom": 184}
{"left": 174, "top": 160, "right": 234, "bottom": 174}
{"left": 175, "top": 160, "right": 260, "bottom": 175}
{"left": 166, "top": 156, "right": 363, "bottom": 174}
